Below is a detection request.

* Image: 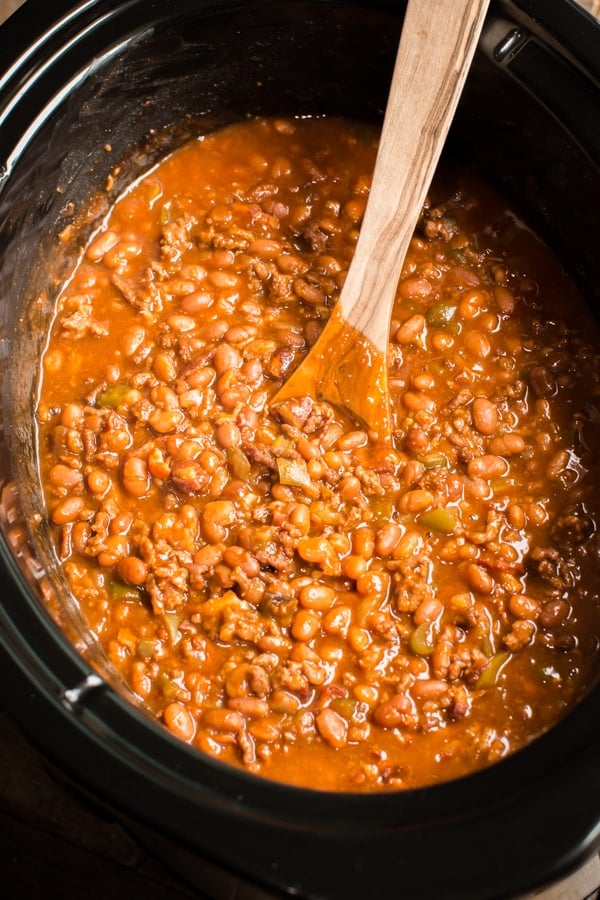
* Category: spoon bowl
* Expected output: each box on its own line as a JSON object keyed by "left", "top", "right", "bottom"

{"left": 272, "top": 0, "right": 491, "bottom": 441}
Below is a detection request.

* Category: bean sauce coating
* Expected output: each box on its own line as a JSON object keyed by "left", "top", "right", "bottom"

{"left": 38, "top": 117, "right": 600, "bottom": 791}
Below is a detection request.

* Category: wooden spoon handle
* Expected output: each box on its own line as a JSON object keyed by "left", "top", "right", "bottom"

{"left": 342, "top": 0, "right": 491, "bottom": 352}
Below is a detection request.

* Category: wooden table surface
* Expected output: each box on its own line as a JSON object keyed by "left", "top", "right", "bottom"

{"left": 0, "top": 0, "right": 598, "bottom": 897}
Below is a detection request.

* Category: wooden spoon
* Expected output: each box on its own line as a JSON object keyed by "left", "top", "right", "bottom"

{"left": 272, "top": 0, "right": 490, "bottom": 441}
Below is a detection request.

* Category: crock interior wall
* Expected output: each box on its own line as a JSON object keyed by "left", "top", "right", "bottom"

{"left": 0, "top": 4, "right": 598, "bottom": 898}
{"left": 1, "top": 0, "right": 599, "bottom": 685}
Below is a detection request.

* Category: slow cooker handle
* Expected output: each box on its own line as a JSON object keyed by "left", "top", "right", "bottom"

{"left": 481, "top": 2, "right": 600, "bottom": 163}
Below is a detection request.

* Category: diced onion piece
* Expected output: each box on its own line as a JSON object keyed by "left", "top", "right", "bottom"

{"left": 277, "top": 457, "right": 311, "bottom": 489}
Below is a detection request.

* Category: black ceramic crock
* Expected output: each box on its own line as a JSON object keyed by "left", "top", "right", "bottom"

{"left": 0, "top": 1, "right": 598, "bottom": 898}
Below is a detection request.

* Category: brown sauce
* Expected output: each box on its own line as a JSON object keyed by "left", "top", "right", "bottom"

{"left": 37, "top": 116, "right": 600, "bottom": 791}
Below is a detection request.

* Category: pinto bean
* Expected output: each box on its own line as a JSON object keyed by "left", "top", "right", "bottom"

{"left": 489, "top": 434, "right": 526, "bottom": 457}
{"left": 472, "top": 397, "right": 498, "bottom": 435}
{"left": 122, "top": 456, "right": 150, "bottom": 497}
{"left": 51, "top": 495, "right": 86, "bottom": 525}
{"left": 164, "top": 703, "right": 196, "bottom": 742}
{"left": 467, "top": 455, "right": 508, "bottom": 480}
{"left": 394, "top": 314, "right": 426, "bottom": 344}
{"left": 316, "top": 708, "right": 348, "bottom": 748}
{"left": 466, "top": 563, "right": 494, "bottom": 594}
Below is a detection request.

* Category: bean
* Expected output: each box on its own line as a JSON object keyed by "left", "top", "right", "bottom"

{"left": 291, "top": 609, "right": 321, "bottom": 641}
{"left": 373, "top": 694, "right": 412, "bottom": 728}
{"left": 399, "top": 489, "right": 434, "bottom": 513}
{"left": 398, "top": 278, "right": 432, "bottom": 302}
{"left": 509, "top": 593, "right": 541, "bottom": 620}
{"left": 529, "top": 365, "right": 556, "bottom": 398}
{"left": 180, "top": 291, "right": 213, "bottom": 314}
{"left": 336, "top": 430, "right": 368, "bottom": 451}
{"left": 322, "top": 606, "right": 352, "bottom": 637}
{"left": 414, "top": 598, "right": 443, "bottom": 626}
{"left": 298, "top": 536, "right": 334, "bottom": 564}
{"left": 293, "top": 278, "right": 325, "bottom": 306}
{"left": 49, "top": 464, "right": 83, "bottom": 489}
{"left": 202, "top": 708, "right": 245, "bottom": 732}
{"left": 109, "top": 511, "right": 134, "bottom": 535}
{"left": 447, "top": 265, "right": 481, "bottom": 289}
{"left": 122, "top": 456, "right": 149, "bottom": 497}
{"left": 87, "top": 468, "right": 111, "bottom": 496}
{"left": 539, "top": 599, "right": 570, "bottom": 628}
{"left": 44, "top": 347, "right": 65, "bottom": 375}
{"left": 97, "top": 534, "right": 129, "bottom": 567}
{"left": 347, "top": 626, "right": 372, "bottom": 653}
{"left": 344, "top": 197, "right": 366, "bottom": 223}
{"left": 228, "top": 697, "right": 270, "bottom": 718}
{"left": 153, "top": 352, "right": 178, "bottom": 382}
{"left": 431, "top": 332, "right": 455, "bottom": 351}
{"left": 131, "top": 662, "right": 152, "bottom": 697}
{"left": 356, "top": 569, "right": 390, "bottom": 598}
{"left": 494, "top": 285, "right": 515, "bottom": 314}
{"left": 458, "top": 289, "right": 488, "bottom": 319}
{"left": 60, "top": 403, "right": 84, "bottom": 427}
{"left": 341, "top": 554, "right": 367, "bottom": 581}
{"left": 164, "top": 703, "right": 196, "bottom": 742}
{"left": 466, "top": 562, "right": 494, "bottom": 594}
{"left": 148, "top": 408, "right": 185, "bottom": 434}
{"left": 220, "top": 385, "right": 251, "bottom": 409}
{"left": 462, "top": 477, "right": 490, "bottom": 500}
{"left": 208, "top": 270, "right": 238, "bottom": 289}
{"left": 375, "top": 522, "right": 402, "bottom": 557}
{"left": 148, "top": 383, "right": 180, "bottom": 410}
{"left": 299, "top": 583, "right": 336, "bottom": 611}
{"left": 472, "top": 397, "right": 498, "bottom": 435}
{"left": 464, "top": 330, "right": 491, "bottom": 358}
{"left": 546, "top": 449, "right": 570, "bottom": 480}
{"left": 489, "top": 434, "right": 526, "bottom": 456}
{"left": 122, "top": 326, "right": 147, "bottom": 359}
{"left": 527, "top": 502, "right": 548, "bottom": 526}
{"left": 202, "top": 500, "right": 236, "bottom": 543}
{"left": 215, "top": 421, "right": 241, "bottom": 448}
{"left": 315, "top": 708, "right": 348, "bottom": 749}
{"left": 352, "top": 527, "right": 375, "bottom": 560}
{"left": 339, "top": 476, "right": 362, "bottom": 501}
{"left": 507, "top": 503, "right": 526, "bottom": 530}
{"left": 353, "top": 684, "right": 379, "bottom": 705}
{"left": 402, "top": 391, "right": 435, "bottom": 413}
{"left": 432, "top": 639, "right": 452, "bottom": 679}
{"left": 51, "top": 495, "right": 86, "bottom": 525}
{"left": 71, "top": 521, "right": 91, "bottom": 554}
{"left": 393, "top": 530, "right": 422, "bottom": 558}
{"left": 411, "top": 371, "right": 435, "bottom": 392}
{"left": 194, "top": 544, "right": 224, "bottom": 569}
{"left": 248, "top": 238, "right": 282, "bottom": 258}
{"left": 167, "top": 314, "right": 196, "bottom": 333}
{"left": 412, "top": 679, "right": 448, "bottom": 699}
{"left": 117, "top": 555, "right": 148, "bottom": 586}
{"left": 226, "top": 325, "right": 255, "bottom": 345}
{"left": 212, "top": 343, "right": 241, "bottom": 376}
{"left": 104, "top": 241, "right": 142, "bottom": 270}
{"left": 86, "top": 229, "right": 119, "bottom": 261}
{"left": 240, "top": 359, "right": 263, "bottom": 384}
{"left": 467, "top": 455, "right": 508, "bottom": 480}
{"left": 277, "top": 253, "right": 308, "bottom": 275}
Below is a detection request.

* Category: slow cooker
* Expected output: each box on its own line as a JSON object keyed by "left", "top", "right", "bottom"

{"left": 0, "top": 1, "right": 598, "bottom": 897}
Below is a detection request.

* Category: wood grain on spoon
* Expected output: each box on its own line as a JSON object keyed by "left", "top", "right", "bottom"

{"left": 272, "top": 0, "right": 490, "bottom": 441}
